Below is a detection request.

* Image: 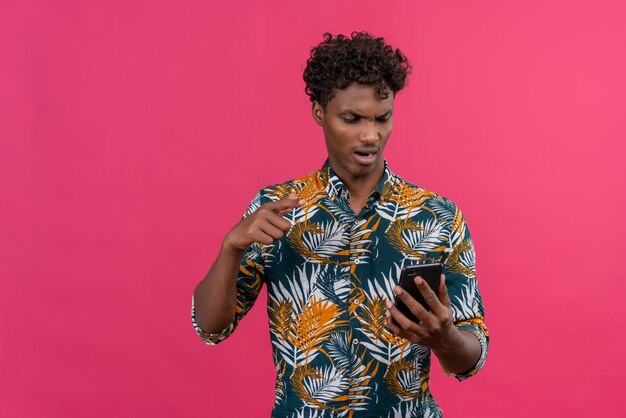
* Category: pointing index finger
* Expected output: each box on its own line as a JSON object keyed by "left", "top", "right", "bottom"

{"left": 268, "top": 195, "right": 306, "bottom": 216}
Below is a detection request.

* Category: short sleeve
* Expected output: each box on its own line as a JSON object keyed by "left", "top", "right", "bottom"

{"left": 191, "top": 192, "right": 267, "bottom": 345}
{"left": 440, "top": 208, "right": 489, "bottom": 381}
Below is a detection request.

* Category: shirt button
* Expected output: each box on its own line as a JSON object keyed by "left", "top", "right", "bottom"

{"left": 354, "top": 259, "right": 360, "bottom": 265}
{"left": 352, "top": 338, "right": 359, "bottom": 345}
{"left": 353, "top": 299, "right": 360, "bottom": 305}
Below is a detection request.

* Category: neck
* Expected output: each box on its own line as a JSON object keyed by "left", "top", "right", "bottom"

{"left": 329, "top": 159, "right": 385, "bottom": 199}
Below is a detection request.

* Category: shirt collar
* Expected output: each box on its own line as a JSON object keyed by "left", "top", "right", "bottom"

{"left": 321, "top": 159, "right": 396, "bottom": 203}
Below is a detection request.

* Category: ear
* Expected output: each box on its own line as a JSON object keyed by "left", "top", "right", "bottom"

{"left": 311, "top": 101, "right": 325, "bottom": 126}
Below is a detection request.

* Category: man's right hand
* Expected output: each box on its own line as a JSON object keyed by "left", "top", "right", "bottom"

{"left": 194, "top": 194, "right": 305, "bottom": 334}
{"left": 222, "top": 194, "right": 306, "bottom": 253}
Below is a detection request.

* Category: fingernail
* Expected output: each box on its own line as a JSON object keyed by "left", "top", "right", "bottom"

{"left": 415, "top": 277, "right": 423, "bottom": 285}
{"left": 298, "top": 199, "right": 306, "bottom": 205}
{"left": 393, "top": 287, "right": 402, "bottom": 296}
{"left": 385, "top": 310, "right": 391, "bottom": 318}
{"left": 386, "top": 300, "right": 393, "bottom": 309}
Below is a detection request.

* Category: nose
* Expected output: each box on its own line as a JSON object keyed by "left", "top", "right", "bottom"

{"left": 360, "top": 119, "right": 378, "bottom": 144}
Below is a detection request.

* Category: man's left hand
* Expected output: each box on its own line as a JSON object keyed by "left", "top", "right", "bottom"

{"left": 385, "top": 274, "right": 462, "bottom": 352}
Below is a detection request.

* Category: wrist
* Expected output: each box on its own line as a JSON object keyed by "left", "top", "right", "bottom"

{"left": 220, "top": 236, "right": 245, "bottom": 258}
{"left": 431, "top": 324, "right": 464, "bottom": 355}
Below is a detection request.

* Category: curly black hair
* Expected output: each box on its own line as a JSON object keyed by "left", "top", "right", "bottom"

{"left": 303, "top": 31, "right": 412, "bottom": 108}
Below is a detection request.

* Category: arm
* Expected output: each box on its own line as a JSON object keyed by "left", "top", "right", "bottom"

{"left": 193, "top": 244, "right": 246, "bottom": 333}
{"left": 385, "top": 275, "right": 481, "bottom": 374}
{"left": 192, "top": 194, "right": 306, "bottom": 341}
{"left": 385, "top": 209, "right": 489, "bottom": 378}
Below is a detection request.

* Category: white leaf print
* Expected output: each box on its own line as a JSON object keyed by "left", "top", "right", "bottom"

{"left": 324, "top": 332, "right": 351, "bottom": 369}
{"left": 375, "top": 200, "right": 409, "bottom": 222}
{"left": 287, "top": 206, "right": 320, "bottom": 225}
{"left": 244, "top": 192, "right": 262, "bottom": 216}
{"left": 301, "top": 366, "right": 349, "bottom": 403}
{"left": 273, "top": 264, "right": 320, "bottom": 314}
{"left": 359, "top": 340, "right": 405, "bottom": 365}
{"left": 400, "top": 218, "right": 446, "bottom": 260}
{"left": 458, "top": 246, "right": 476, "bottom": 277}
{"left": 451, "top": 279, "right": 478, "bottom": 320}
{"left": 288, "top": 408, "right": 328, "bottom": 418}
{"left": 301, "top": 221, "right": 348, "bottom": 262}
{"left": 314, "top": 265, "right": 349, "bottom": 305}
{"left": 368, "top": 263, "right": 402, "bottom": 301}
{"left": 272, "top": 337, "right": 319, "bottom": 368}
{"left": 428, "top": 196, "right": 457, "bottom": 222}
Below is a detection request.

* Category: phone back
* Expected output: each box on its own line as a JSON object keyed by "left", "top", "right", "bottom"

{"left": 395, "top": 263, "right": 442, "bottom": 323}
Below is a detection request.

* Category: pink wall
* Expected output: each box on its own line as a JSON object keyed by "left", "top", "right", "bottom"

{"left": 1, "top": 1, "right": 625, "bottom": 417}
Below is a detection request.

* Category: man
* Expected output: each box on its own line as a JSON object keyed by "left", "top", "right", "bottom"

{"left": 192, "top": 32, "right": 489, "bottom": 417}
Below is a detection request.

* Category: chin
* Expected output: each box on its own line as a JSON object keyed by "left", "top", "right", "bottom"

{"left": 350, "top": 159, "right": 382, "bottom": 176}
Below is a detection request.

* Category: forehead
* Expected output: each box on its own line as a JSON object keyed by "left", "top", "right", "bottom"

{"left": 327, "top": 82, "right": 394, "bottom": 114}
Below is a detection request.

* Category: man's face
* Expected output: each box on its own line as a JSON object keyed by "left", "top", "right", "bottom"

{"left": 313, "top": 82, "right": 394, "bottom": 183}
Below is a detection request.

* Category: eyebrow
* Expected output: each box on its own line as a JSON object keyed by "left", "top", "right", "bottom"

{"left": 343, "top": 109, "right": 393, "bottom": 118}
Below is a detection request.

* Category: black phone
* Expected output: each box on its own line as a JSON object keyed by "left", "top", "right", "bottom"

{"left": 394, "top": 263, "right": 443, "bottom": 324}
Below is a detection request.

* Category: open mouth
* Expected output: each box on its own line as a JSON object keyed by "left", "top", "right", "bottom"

{"left": 353, "top": 150, "right": 378, "bottom": 164}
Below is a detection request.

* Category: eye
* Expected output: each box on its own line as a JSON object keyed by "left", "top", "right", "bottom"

{"left": 376, "top": 115, "right": 391, "bottom": 123}
{"left": 342, "top": 116, "right": 360, "bottom": 124}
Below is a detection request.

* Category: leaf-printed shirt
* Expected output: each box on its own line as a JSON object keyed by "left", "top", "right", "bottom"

{"left": 192, "top": 160, "right": 489, "bottom": 418}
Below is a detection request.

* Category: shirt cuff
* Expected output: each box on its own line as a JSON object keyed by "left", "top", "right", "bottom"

{"left": 191, "top": 296, "right": 235, "bottom": 345}
{"left": 442, "top": 320, "right": 489, "bottom": 382}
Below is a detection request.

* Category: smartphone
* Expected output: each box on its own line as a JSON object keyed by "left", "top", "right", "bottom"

{"left": 394, "top": 263, "right": 443, "bottom": 324}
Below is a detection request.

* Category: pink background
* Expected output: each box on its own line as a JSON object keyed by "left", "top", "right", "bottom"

{"left": 1, "top": 1, "right": 625, "bottom": 417}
